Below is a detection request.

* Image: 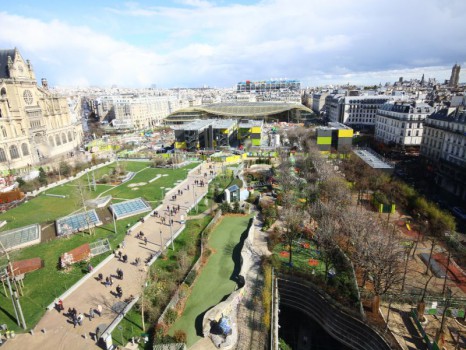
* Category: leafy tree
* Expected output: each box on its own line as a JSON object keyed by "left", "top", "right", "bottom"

{"left": 38, "top": 167, "right": 47, "bottom": 185}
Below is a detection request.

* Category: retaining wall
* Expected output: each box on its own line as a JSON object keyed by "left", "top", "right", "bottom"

{"left": 278, "top": 275, "right": 392, "bottom": 350}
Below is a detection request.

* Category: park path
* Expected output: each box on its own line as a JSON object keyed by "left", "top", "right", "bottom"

{"left": 3, "top": 161, "right": 220, "bottom": 350}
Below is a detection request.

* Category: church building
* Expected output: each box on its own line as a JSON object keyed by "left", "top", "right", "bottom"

{"left": 0, "top": 48, "right": 83, "bottom": 172}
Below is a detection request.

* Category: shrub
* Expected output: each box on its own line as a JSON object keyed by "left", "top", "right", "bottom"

{"left": 164, "top": 308, "right": 178, "bottom": 325}
{"left": 173, "top": 330, "right": 187, "bottom": 344}
{"left": 184, "top": 270, "right": 197, "bottom": 286}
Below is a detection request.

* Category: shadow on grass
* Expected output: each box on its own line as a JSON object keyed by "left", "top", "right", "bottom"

{"left": 0, "top": 304, "right": 18, "bottom": 324}
{"left": 230, "top": 227, "right": 249, "bottom": 286}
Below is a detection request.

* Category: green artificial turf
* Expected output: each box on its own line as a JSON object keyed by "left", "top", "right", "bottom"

{"left": 168, "top": 215, "right": 252, "bottom": 346}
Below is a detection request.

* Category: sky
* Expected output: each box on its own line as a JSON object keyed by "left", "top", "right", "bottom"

{"left": 1, "top": 0, "right": 465, "bottom": 88}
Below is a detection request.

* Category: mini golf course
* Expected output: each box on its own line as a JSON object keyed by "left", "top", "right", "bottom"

{"left": 169, "top": 215, "right": 252, "bottom": 346}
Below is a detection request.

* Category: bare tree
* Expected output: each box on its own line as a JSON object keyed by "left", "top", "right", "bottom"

{"left": 280, "top": 204, "right": 308, "bottom": 266}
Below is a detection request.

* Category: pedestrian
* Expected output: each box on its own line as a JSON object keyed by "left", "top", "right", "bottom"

{"left": 73, "top": 316, "right": 78, "bottom": 328}
{"left": 109, "top": 276, "right": 113, "bottom": 286}
{"left": 89, "top": 308, "right": 95, "bottom": 321}
{"left": 116, "top": 285, "right": 122, "bottom": 299}
{"left": 97, "top": 304, "right": 103, "bottom": 317}
{"left": 121, "top": 240, "right": 126, "bottom": 248}
{"left": 167, "top": 205, "right": 169, "bottom": 211}
{"left": 105, "top": 276, "right": 109, "bottom": 287}
{"left": 118, "top": 251, "right": 122, "bottom": 260}
{"left": 57, "top": 299, "right": 64, "bottom": 312}
{"left": 72, "top": 308, "right": 77, "bottom": 318}
{"left": 120, "top": 270, "right": 124, "bottom": 280}
{"left": 177, "top": 204, "right": 180, "bottom": 211}
{"left": 144, "top": 237, "right": 148, "bottom": 245}
{"left": 77, "top": 313, "right": 84, "bottom": 326}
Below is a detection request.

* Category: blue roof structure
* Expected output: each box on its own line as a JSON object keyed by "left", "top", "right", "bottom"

{"left": 109, "top": 198, "right": 151, "bottom": 220}
{"left": 56, "top": 210, "right": 102, "bottom": 236}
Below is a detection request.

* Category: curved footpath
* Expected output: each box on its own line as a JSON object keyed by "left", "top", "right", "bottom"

{"left": 3, "top": 161, "right": 220, "bottom": 350}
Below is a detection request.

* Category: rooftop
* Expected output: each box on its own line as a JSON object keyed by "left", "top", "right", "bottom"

{"left": 353, "top": 149, "right": 394, "bottom": 170}
{"left": 171, "top": 102, "right": 311, "bottom": 118}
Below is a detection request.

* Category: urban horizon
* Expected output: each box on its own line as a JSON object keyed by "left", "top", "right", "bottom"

{"left": 1, "top": 0, "right": 465, "bottom": 88}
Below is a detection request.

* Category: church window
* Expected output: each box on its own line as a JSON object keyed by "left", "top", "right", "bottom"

{"left": 9, "top": 145, "right": 19, "bottom": 159}
{"left": 48, "top": 136, "right": 54, "bottom": 146}
{"left": 61, "top": 133, "right": 67, "bottom": 144}
{"left": 21, "top": 143, "right": 29, "bottom": 156}
{"left": 0, "top": 148, "right": 6, "bottom": 162}
{"left": 67, "top": 131, "right": 72, "bottom": 142}
{"left": 55, "top": 134, "right": 61, "bottom": 146}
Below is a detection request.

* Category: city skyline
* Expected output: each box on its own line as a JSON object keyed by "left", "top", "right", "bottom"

{"left": 1, "top": 0, "right": 465, "bottom": 88}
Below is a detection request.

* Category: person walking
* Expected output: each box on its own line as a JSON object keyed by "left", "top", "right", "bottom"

{"left": 109, "top": 276, "right": 113, "bottom": 286}
{"left": 105, "top": 276, "right": 110, "bottom": 287}
{"left": 77, "top": 313, "right": 84, "bottom": 326}
{"left": 57, "top": 299, "right": 64, "bottom": 313}
{"left": 97, "top": 304, "right": 103, "bottom": 317}
{"left": 89, "top": 308, "right": 95, "bottom": 321}
{"left": 73, "top": 315, "right": 78, "bottom": 328}
{"left": 144, "top": 237, "right": 148, "bottom": 246}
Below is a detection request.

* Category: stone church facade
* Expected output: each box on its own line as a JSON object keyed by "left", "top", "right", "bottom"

{"left": 0, "top": 48, "right": 83, "bottom": 173}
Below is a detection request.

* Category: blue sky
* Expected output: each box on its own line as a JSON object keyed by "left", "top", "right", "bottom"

{"left": 1, "top": 0, "right": 465, "bottom": 88}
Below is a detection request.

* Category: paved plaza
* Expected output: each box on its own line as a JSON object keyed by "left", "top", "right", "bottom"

{"left": 3, "top": 161, "right": 220, "bottom": 350}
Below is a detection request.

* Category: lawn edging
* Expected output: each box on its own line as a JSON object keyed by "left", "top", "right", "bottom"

{"left": 45, "top": 252, "right": 114, "bottom": 310}
{"left": 26, "top": 160, "right": 115, "bottom": 197}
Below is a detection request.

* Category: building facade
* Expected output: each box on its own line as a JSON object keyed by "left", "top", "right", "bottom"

{"left": 375, "top": 101, "right": 433, "bottom": 148}
{"left": 325, "top": 94, "right": 390, "bottom": 128}
{"left": 316, "top": 122, "right": 353, "bottom": 152}
{"left": 236, "top": 79, "right": 300, "bottom": 93}
{"left": 0, "top": 48, "right": 83, "bottom": 172}
{"left": 449, "top": 64, "right": 461, "bottom": 87}
{"left": 420, "top": 107, "right": 466, "bottom": 200}
{"left": 112, "top": 95, "right": 190, "bottom": 130}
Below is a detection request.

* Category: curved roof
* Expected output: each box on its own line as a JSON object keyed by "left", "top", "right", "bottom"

{"left": 173, "top": 102, "right": 311, "bottom": 117}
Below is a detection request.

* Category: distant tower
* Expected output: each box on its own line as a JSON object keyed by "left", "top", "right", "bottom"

{"left": 420, "top": 74, "right": 425, "bottom": 86}
{"left": 449, "top": 64, "right": 461, "bottom": 87}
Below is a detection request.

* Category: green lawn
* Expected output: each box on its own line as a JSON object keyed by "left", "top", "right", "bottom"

{"left": 0, "top": 162, "right": 198, "bottom": 230}
{"left": 272, "top": 240, "right": 326, "bottom": 273}
{"left": 0, "top": 161, "right": 199, "bottom": 332}
{"left": 168, "top": 215, "right": 252, "bottom": 346}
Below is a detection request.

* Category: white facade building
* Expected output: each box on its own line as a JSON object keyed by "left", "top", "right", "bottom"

{"left": 375, "top": 101, "right": 433, "bottom": 147}
{"left": 111, "top": 95, "right": 190, "bottom": 130}
{"left": 326, "top": 94, "right": 390, "bottom": 127}
{"left": 420, "top": 107, "right": 466, "bottom": 199}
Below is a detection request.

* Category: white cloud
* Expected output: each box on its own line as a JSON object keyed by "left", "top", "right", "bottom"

{"left": 1, "top": 0, "right": 466, "bottom": 87}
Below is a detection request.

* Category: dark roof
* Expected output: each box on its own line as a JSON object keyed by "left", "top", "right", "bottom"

{"left": 428, "top": 108, "right": 466, "bottom": 124}
{"left": 0, "top": 49, "right": 16, "bottom": 79}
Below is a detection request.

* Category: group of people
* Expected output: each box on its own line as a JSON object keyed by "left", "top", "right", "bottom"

{"left": 57, "top": 299, "right": 102, "bottom": 328}
{"left": 194, "top": 179, "right": 205, "bottom": 187}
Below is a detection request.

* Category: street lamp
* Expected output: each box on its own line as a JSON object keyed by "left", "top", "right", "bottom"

{"left": 112, "top": 202, "right": 118, "bottom": 234}
{"left": 169, "top": 221, "right": 174, "bottom": 251}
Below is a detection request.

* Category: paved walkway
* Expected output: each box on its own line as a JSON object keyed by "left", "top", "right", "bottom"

{"left": 3, "top": 161, "right": 220, "bottom": 350}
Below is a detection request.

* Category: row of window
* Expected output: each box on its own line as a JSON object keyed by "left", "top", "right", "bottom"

{"left": 0, "top": 143, "right": 29, "bottom": 162}
{"left": 49, "top": 131, "right": 74, "bottom": 146}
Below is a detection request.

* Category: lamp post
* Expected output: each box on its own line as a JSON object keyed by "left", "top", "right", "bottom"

{"left": 159, "top": 229, "right": 163, "bottom": 250}
{"left": 112, "top": 203, "right": 118, "bottom": 234}
{"left": 169, "top": 221, "right": 174, "bottom": 251}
